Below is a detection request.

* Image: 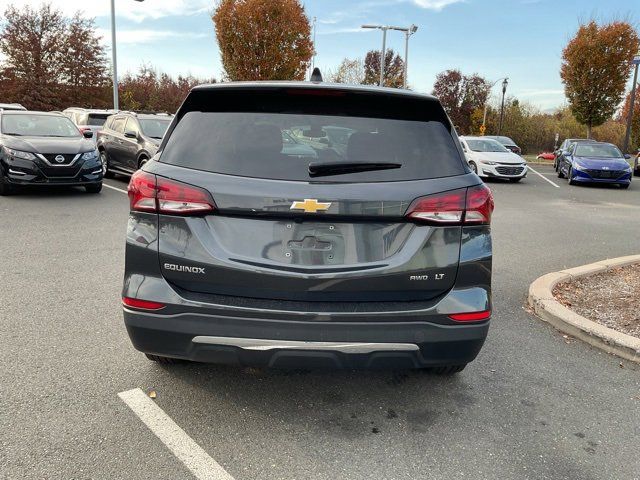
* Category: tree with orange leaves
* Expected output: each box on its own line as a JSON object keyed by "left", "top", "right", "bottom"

{"left": 212, "top": 0, "right": 314, "bottom": 81}
{"left": 560, "top": 20, "right": 639, "bottom": 138}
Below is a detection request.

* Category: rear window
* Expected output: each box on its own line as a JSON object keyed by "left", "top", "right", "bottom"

{"left": 87, "top": 114, "right": 109, "bottom": 126}
{"left": 159, "top": 89, "right": 466, "bottom": 182}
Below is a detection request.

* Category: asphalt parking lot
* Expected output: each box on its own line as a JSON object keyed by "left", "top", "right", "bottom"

{"left": 1, "top": 164, "right": 639, "bottom": 480}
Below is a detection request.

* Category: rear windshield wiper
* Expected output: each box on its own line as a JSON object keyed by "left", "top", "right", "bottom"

{"left": 308, "top": 161, "right": 401, "bottom": 178}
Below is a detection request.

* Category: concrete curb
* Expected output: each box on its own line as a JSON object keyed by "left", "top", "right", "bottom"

{"left": 528, "top": 255, "right": 640, "bottom": 363}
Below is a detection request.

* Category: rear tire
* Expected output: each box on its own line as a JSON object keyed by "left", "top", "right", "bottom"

{"left": 85, "top": 183, "right": 102, "bottom": 194}
{"left": 100, "top": 150, "right": 114, "bottom": 178}
{"left": 557, "top": 166, "right": 564, "bottom": 178}
{"left": 145, "top": 353, "right": 180, "bottom": 365}
{"left": 428, "top": 364, "right": 467, "bottom": 375}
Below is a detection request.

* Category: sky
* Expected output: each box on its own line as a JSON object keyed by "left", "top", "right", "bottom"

{"left": 0, "top": 0, "right": 638, "bottom": 111}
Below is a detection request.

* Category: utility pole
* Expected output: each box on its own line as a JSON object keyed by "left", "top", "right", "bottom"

{"left": 498, "top": 78, "right": 509, "bottom": 135}
{"left": 311, "top": 16, "right": 317, "bottom": 71}
{"left": 623, "top": 52, "right": 640, "bottom": 154}
{"left": 362, "top": 24, "right": 418, "bottom": 88}
{"left": 110, "top": 0, "right": 145, "bottom": 110}
{"left": 482, "top": 77, "right": 507, "bottom": 135}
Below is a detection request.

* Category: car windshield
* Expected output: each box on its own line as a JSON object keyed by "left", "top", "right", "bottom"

{"left": 574, "top": 144, "right": 623, "bottom": 159}
{"left": 87, "top": 114, "right": 109, "bottom": 126}
{"left": 466, "top": 139, "right": 509, "bottom": 153}
{"left": 1, "top": 114, "right": 81, "bottom": 137}
{"left": 139, "top": 118, "right": 171, "bottom": 139}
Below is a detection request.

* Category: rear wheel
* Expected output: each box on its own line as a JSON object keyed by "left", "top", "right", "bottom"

{"left": 557, "top": 165, "right": 565, "bottom": 178}
{"left": 100, "top": 150, "right": 114, "bottom": 178}
{"left": 85, "top": 183, "right": 102, "bottom": 194}
{"left": 145, "top": 353, "right": 180, "bottom": 365}
{"left": 428, "top": 364, "right": 467, "bottom": 375}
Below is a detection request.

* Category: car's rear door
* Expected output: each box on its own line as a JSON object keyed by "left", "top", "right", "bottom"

{"left": 150, "top": 86, "right": 484, "bottom": 303}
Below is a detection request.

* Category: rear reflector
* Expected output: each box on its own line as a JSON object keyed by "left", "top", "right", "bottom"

{"left": 128, "top": 170, "right": 216, "bottom": 215}
{"left": 122, "top": 297, "right": 166, "bottom": 310}
{"left": 406, "top": 184, "right": 494, "bottom": 226}
{"left": 448, "top": 310, "right": 491, "bottom": 322}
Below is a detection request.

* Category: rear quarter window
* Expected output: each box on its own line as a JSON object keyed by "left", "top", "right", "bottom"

{"left": 159, "top": 89, "right": 467, "bottom": 183}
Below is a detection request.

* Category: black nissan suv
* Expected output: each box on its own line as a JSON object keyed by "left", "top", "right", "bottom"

{"left": 0, "top": 111, "right": 102, "bottom": 195}
{"left": 97, "top": 112, "right": 172, "bottom": 177}
{"left": 122, "top": 80, "right": 494, "bottom": 373}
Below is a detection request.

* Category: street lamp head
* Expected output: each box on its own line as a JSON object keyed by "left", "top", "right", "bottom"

{"left": 502, "top": 78, "right": 509, "bottom": 93}
{"left": 410, "top": 24, "right": 418, "bottom": 34}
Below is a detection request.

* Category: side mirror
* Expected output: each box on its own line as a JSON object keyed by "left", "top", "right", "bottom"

{"left": 82, "top": 130, "right": 94, "bottom": 139}
{"left": 124, "top": 130, "right": 137, "bottom": 139}
{"left": 624, "top": 153, "right": 631, "bottom": 159}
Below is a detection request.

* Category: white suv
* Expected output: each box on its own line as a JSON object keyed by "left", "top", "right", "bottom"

{"left": 460, "top": 136, "right": 527, "bottom": 182}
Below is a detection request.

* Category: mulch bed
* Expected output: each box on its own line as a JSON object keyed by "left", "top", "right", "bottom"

{"left": 554, "top": 264, "right": 640, "bottom": 339}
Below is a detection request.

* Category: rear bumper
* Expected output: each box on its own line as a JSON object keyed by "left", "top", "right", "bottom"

{"left": 124, "top": 309, "right": 489, "bottom": 369}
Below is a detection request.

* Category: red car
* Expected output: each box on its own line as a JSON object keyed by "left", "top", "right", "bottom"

{"left": 536, "top": 152, "right": 555, "bottom": 160}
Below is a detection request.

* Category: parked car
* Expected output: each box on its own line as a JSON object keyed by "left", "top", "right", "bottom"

{"left": 485, "top": 135, "right": 522, "bottom": 155}
{"left": 122, "top": 80, "right": 494, "bottom": 373}
{"left": 536, "top": 152, "right": 555, "bottom": 160}
{"left": 0, "top": 111, "right": 102, "bottom": 195}
{"left": 459, "top": 136, "right": 527, "bottom": 182}
{"left": 553, "top": 138, "right": 596, "bottom": 171}
{"left": 557, "top": 142, "right": 632, "bottom": 188}
{"left": 63, "top": 108, "right": 116, "bottom": 140}
{"left": 0, "top": 103, "right": 26, "bottom": 112}
{"left": 97, "top": 112, "right": 172, "bottom": 177}
{"left": 634, "top": 150, "right": 640, "bottom": 177}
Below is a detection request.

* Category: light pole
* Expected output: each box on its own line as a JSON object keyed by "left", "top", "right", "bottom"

{"left": 110, "top": 0, "right": 145, "bottom": 110}
{"left": 623, "top": 51, "right": 640, "bottom": 154}
{"left": 388, "top": 25, "right": 418, "bottom": 89}
{"left": 362, "top": 24, "right": 390, "bottom": 86}
{"left": 481, "top": 77, "right": 508, "bottom": 135}
{"left": 498, "top": 78, "right": 509, "bottom": 135}
{"left": 311, "top": 16, "right": 317, "bottom": 71}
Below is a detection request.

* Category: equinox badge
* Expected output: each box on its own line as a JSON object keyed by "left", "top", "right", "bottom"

{"left": 290, "top": 199, "right": 332, "bottom": 213}
{"left": 164, "top": 263, "right": 206, "bottom": 274}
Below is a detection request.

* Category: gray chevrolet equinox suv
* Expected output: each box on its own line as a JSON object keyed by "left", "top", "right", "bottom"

{"left": 122, "top": 80, "right": 494, "bottom": 373}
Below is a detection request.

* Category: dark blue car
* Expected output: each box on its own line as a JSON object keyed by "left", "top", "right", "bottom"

{"left": 557, "top": 142, "right": 632, "bottom": 189}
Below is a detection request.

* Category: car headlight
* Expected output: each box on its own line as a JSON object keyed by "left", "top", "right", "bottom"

{"left": 3, "top": 147, "right": 36, "bottom": 161}
{"left": 82, "top": 150, "right": 99, "bottom": 161}
{"left": 573, "top": 163, "right": 587, "bottom": 171}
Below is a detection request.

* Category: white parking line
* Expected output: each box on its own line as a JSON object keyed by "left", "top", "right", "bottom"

{"left": 118, "top": 388, "right": 235, "bottom": 480}
{"left": 528, "top": 166, "right": 561, "bottom": 188}
{"left": 103, "top": 183, "right": 128, "bottom": 194}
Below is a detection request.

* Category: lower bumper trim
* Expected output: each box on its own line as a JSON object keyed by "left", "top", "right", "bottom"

{"left": 192, "top": 336, "right": 419, "bottom": 354}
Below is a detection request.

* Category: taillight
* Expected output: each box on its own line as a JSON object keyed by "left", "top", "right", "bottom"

{"left": 406, "top": 189, "right": 466, "bottom": 225}
{"left": 128, "top": 170, "right": 215, "bottom": 215}
{"left": 406, "top": 184, "right": 494, "bottom": 226}
{"left": 464, "top": 184, "right": 494, "bottom": 225}
{"left": 448, "top": 310, "right": 491, "bottom": 322}
{"left": 122, "top": 297, "right": 166, "bottom": 310}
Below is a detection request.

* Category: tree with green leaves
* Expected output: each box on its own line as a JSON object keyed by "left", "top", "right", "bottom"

{"left": 363, "top": 49, "right": 404, "bottom": 88}
{"left": 560, "top": 20, "right": 639, "bottom": 138}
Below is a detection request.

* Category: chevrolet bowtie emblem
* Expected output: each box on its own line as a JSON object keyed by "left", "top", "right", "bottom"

{"left": 290, "top": 198, "right": 332, "bottom": 213}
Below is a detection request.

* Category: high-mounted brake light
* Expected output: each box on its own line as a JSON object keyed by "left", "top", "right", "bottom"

{"left": 128, "top": 170, "right": 216, "bottom": 215}
{"left": 448, "top": 310, "right": 491, "bottom": 322}
{"left": 406, "top": 184, "right": 494, "bottom": 226}
{"left": 122, "top": 297, "right": 166, "bottom": 311}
